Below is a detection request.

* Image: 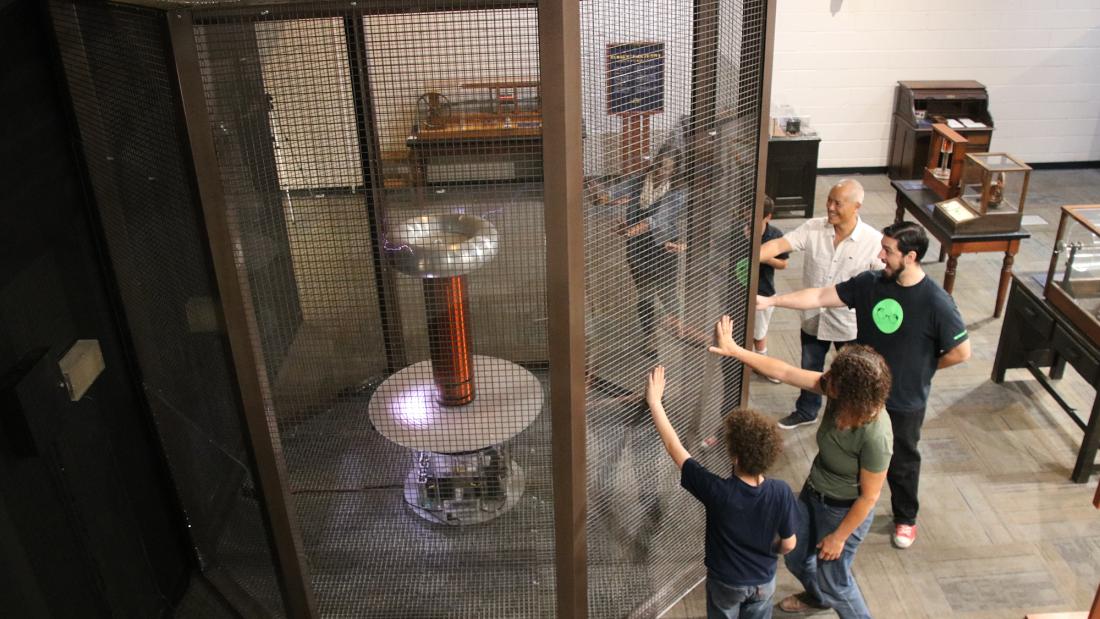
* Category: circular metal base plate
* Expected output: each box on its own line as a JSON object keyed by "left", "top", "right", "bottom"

{"left": 403, "top": 453, "right": 526, "bottom": 526}
{"left": 368, "top": 355, "right": 543, "bottom": 453}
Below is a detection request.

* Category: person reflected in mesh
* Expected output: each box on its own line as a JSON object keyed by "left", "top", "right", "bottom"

{"left": 616, "top": 144, "right": 687, "bottom": 356}
{"left": 709, "top": 316, "right": 892, "bottom": 619}
{"left": 645, "top": 365, "right": 798, "bottom": 619}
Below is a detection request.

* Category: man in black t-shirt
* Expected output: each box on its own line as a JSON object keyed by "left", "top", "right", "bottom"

{"left": 757, "top": 221, "right": 971, "bottom": 550}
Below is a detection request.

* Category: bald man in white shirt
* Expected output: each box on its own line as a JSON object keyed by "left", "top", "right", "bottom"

{"left": 759, "top": 179, "right": 885, "bottom": 429}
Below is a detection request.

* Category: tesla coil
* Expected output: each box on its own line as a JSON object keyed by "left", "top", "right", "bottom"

{"left": 369, "top": 214, "right": 542, "bottom": 524}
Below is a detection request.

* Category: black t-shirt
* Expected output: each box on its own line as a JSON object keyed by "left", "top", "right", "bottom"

{"left": 758, "top": 223, "right": 789, "bottom": 297}
{"left": 835, "top": 270, "right": 969, "bottom": 412}
{"left": 680, "top": 458, "right": 798, "bottom": 587}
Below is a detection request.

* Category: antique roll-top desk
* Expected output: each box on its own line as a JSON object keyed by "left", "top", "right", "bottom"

{"left": 888, "top": 80, "right": 995, "bottom": 180}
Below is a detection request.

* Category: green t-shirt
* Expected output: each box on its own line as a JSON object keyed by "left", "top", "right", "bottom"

{"left": 807, "top": 401, "right": 893, "bottom": 500}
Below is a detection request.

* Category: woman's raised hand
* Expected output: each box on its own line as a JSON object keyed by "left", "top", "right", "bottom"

{"left": 707, "top": 315, "right": 744, "bottom": 358}
{"left": 645, "top": 365, "right": 666, "bottom": 407}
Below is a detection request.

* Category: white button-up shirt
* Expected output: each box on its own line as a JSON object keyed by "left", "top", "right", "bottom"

{"left": 783, "top": 216, "right": 884, "bottom": 341}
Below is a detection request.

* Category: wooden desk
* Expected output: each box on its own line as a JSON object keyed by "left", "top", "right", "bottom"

{"left": 891, "top": 180, "right": 1029, "bottom": 317}
{"left": 406, "top": 112, "right": 542, "bottom": 191}
{"left": 993, "top": 274, "right": 1100, "bottom": 483}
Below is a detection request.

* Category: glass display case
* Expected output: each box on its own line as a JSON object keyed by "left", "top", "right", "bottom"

{"left": 922, "top": 123, "right": 968, "bottom": 200}
{"left": 1045, "top": 204, "right": 1100, "bottom": 344}
{"left": 933, "top": 152, "right": 1031, "bottom": 234}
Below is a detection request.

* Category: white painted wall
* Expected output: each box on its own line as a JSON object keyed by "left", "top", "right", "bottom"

{"left": 256, "top": 19, "right": 361, "bottom": 191}
{"left": 771, "top": 0, "right": 1100, "bottom": 168}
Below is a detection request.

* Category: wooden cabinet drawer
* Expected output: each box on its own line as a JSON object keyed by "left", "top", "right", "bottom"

{"left": 1051, "top": 324, "right": 1100, "bottom": 384}
{"left": 963, "top": 131, "right": 991, "bottom": 149}
{"left": 1010, "top": 285, "right": 1055, "bottom": 341}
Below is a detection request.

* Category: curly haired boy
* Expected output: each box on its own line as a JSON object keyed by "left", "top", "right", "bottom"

{"left": 646, "top": 366, "right": 798, "bottom": 619}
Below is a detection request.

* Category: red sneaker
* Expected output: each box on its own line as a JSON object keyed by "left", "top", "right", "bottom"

{"left": 892, "top": 523, "right": 917, "bottom": 549}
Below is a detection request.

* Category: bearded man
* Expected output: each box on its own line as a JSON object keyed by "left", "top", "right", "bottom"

{"left": 758, "top": 221, "right": 971, "bottom": 549}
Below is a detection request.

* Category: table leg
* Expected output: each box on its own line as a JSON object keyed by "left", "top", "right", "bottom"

{"left": 938, "top": 246, "right": 946, "bottom": 263}
{"left": 894, "top": 198, "right": 905, "bottom": 224}
{"left": 943, "top": 253, "right": 959, "bottom": 295}
{"left": 994, "top": 243, "right": 1019, "bottom": 318}
{"left": 1050, "top": 353, "right": 1067, "bottom": 380}
{"left": 410, "top": 150, "right": 426, "bottom": 204}
{"left": 991, "top": 317, "right": 1013, "bottom": 384}
{"left": 1071, "top": 393, "right": 1100, "bottom": 483}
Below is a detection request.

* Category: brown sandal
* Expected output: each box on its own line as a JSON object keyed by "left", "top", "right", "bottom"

{"left": 777, "top": 592, "right": 828, "bottom": 614}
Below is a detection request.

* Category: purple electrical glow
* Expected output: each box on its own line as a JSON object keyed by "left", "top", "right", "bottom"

{"left": 391, "top": 385, "right": 435, "bottom": 426}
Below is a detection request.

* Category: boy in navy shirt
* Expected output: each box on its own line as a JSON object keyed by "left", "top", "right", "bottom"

{"left": 646, "top": 366, "right": 798, "bottom": 618}
{"left": 707, "top": 197, "right": 790, "bottom": 443}
{"left": 754, "top": 197, "right": 790, "bottom": 384}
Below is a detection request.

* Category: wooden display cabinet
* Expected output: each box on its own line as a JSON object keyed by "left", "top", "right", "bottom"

{"left": 765, "top": 118, "right": 820, "bottom": 219}
{"left": 1045, "top": 204, "right": 1100, "bottom": 345}
{"left": 922, "top": 123, "right": 968, "bottom": 200}
{"left": 932, "top": 152, "right": 1031, "bottom": 234}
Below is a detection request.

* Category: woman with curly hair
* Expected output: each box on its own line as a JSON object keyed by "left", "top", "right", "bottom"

{"left": 709, "top": 315, "right": 892, "bottom": 619}
{"left": 646, "top": 365, "right": 798, "bottom": 619}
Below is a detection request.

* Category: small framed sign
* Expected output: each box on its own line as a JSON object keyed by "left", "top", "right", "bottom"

{"left": 607, "top": 42, "right": 665, "bottom": 115}
{"left": 936, "top": 198, "right": 978, "bottom": 224}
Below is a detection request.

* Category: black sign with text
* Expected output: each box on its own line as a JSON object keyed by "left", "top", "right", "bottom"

{"left": 607, "top": 42, "right": 664, "bottom": 115}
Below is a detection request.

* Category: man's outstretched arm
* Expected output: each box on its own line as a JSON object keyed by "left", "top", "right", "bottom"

{"left": 757, "top": 285, "right": 844, "bottom": 311}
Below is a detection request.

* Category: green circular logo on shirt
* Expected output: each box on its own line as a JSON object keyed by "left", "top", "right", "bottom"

{"left": 872, "top": 298, "right": 904, "bottom": 334}
{"left": 734, "top": 257, "right": 750, "bottom": 286}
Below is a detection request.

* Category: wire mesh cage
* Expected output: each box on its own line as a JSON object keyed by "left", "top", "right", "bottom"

{"left": 192, "top": 4, "right": 554, "bottom": 617}
{"left": 581, "top": 0, "right": 766, "bottom": 616}
{"left": 49, "top": 0, "right": 769, "bottom": 616}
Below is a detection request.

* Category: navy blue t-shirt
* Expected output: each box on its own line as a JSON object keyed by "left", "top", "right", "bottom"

{"left": 835, "top": 270, "right": 969, "bottom": 412}
{"left": 680, "top": 458, "right": 798, "bottom": 587}
{"left": 758, "top": 223, "right": 789, "bottom": 297}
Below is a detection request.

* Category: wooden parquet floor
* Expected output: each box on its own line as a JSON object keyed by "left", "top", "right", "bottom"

{"left": 663, "top": 170, "right": 1100, "bottom": 619}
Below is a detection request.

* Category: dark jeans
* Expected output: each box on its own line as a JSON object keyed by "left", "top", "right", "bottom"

{"left": 706, "top": 573, "right": 775, "bottom": 619}
{"left": 626, "top": 246, "right": 678, "bottom": 338}
{"left": 793, "top": 330, "right": 852, "bottom": 419}
{"left": 886, "top": 407, "right": 926, "bottom": 525}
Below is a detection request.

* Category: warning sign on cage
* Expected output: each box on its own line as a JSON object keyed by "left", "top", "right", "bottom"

{"left": 606, "top": 42, "right": 665, "bottom": 115}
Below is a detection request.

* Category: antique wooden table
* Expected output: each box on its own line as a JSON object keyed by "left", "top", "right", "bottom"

{"left": 892, "top": 180, "right": 1030, "bottom": 317}
{"left": 406, "top": 111, "right": 542, "bottom": 195}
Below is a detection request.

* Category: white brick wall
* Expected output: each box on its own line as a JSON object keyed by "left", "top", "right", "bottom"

{"left": 772, "top": 0, "right": 1100, "bottom": 168}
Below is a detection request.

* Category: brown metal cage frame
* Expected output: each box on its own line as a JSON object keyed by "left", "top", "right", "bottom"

{"left": 50, "top": 0, "right": 777, "bottom": 615}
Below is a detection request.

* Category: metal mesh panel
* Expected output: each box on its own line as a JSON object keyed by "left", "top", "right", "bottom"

{"left": 192, "top": 3, "right": 553, "bottom": 617}
{"left": 48, "top": 1, "right": 287, "bottom": 615}
{"left": 51, "top": 0, "right": 765, "bottom": 613}
{"left": 581, "top": 0, "right": 766, "bottom": 615}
